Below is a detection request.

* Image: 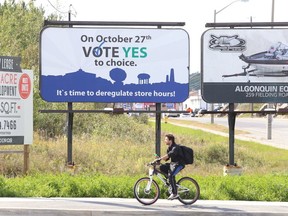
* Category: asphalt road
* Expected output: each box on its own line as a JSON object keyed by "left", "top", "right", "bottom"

{"left": 175, "top": 116, "right": 288, "bottom": 150}
{"left": 0, "top": 198, "right": 287, "bottom": 216}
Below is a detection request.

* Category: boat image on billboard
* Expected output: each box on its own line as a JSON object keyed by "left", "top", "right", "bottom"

{"left": 223, "top": 42, "right": 288, "bottom": 82}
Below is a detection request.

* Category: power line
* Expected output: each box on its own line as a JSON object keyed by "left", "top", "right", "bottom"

{"left": 47, "top": 0, "right": 66, "bottom": 14}
{"left": 47, "top": 0, "right": 77, "bottom": 17}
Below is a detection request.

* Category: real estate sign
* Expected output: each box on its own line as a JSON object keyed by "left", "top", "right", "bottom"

{"left": 202, "top": 28, "right": 288, "bottom": 103}
{"left": 40, "top": 27, "right": 190, "bottom": 103}
{"left": 0, "top": 56, "right": 33, "bottom": 145}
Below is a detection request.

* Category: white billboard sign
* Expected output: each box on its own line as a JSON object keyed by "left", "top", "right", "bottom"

{"left": 202, "top": 28, "right": 288, "bottom": 103}
{"left": 40, "top": 27, "right": 189, "bottom": 103}
{"left": 0, "top": 56, "right": 33, "bottom": 145}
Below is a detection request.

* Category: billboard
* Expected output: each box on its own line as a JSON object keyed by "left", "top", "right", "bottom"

{"left": 40, "top": 27, "right": 189, "bottom": 103}
{"left": 202, "top": 28, "right": 288, "bottom": 103}
{"left": 0, "top": 56, "right": 33, "bottom": 145}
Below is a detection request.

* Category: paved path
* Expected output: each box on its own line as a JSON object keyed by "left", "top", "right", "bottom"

{"left": 0, "top": 198, "right": 287, "bottom": 216}
{"left": 171, "top": 117, "right": 288, "bottom": 150}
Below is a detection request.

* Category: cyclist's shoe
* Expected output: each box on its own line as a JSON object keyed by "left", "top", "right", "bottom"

{"left": 167, "top": 194, "right": 179, "bottom": 200}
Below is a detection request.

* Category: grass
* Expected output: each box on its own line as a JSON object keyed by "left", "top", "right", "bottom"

{"left": 158, "top": 120, "right": 288, "bottom": 176}
{"left": 0, "top": 173, "right": 287, "bottom": 201}
{"left": 1, "top": 115, "right": 287, "bottom": 177}
{"left": 0, "top": 114, "right": 287, "bottom": 200}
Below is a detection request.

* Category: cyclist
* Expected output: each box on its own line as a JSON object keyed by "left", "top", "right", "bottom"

{"left": 155, "top": 133, "right": 186, "bottom": 200}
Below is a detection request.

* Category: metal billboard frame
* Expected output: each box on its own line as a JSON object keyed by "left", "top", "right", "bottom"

{"left": 40, "top": 20, "right": 187, "bottom": 166}
{"left": 202, "top": 22, "right": 288, "bottom": 166}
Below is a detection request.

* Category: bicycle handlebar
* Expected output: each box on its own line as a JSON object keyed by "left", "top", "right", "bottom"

{"left": 148, "top": 159, "right": 161, "bottom": 166}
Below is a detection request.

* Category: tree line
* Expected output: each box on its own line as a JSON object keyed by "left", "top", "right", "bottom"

{"left": 0, "top": 0, "right": 110, "bottom": 138}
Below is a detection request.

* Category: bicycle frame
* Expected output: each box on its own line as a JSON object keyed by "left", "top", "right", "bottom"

{"left": 147, "top": 163, "right": 192, "bottom": 195}
{"left": 146, "top": 164, "right": 168, "bottom": 191}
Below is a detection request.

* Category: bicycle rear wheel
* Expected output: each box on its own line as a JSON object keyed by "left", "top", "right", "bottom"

{"left": 133, "top": 177, "right": 160, "bottom": 205}
{"left": 177, "top": 177, "right": 200, "bottom": 205}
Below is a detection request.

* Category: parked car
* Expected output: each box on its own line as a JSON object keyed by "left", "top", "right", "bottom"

{"left": 195, "top": 108, "right": 207, "bottom": 117}
{"left": 214, "top": 106, "right": 223, "bottom": 112}
{"left": 180, "top": 112, "right": 191, "bottom": 117}
{"left": 191, "top": 108, "right": 200, "bottom": 117}
{"left": 104, "top": 107, "right": 113, "bottom": 113}
{"left": 166, "top": 109, "right": 180, "bottom": 117}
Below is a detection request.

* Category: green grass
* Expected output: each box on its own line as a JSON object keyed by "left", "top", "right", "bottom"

{"left": 160, "top": 121, "right": 288, "bottom": 175}
{"left": 0, "top": 173, "right": 287, "bottom": 201}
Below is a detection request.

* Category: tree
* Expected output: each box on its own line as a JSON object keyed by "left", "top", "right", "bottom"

{"left": 0, "top": 0, "right": 67, "bottom": 137}
{"left": 0, "top": 1, "right": 124, "bottom": 137}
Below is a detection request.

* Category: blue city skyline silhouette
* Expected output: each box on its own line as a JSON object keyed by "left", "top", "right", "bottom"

{"left": 40, "top": 67, "right": 188, "bottom": 102}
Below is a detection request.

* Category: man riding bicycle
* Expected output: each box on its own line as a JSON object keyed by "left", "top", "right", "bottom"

{"left": 155, "top": 134, "right": 186, "bottom": 200}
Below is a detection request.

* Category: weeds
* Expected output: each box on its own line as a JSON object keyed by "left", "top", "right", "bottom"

{"left": 1, "top": 115, "right": 288, "bottom": 176}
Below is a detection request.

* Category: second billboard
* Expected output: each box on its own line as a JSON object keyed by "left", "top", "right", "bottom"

{"left": 202, "top": 28, "right": 288, "bottom": 103}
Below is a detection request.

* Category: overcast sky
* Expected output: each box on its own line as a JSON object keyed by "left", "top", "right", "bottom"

{"left": 2, "top": 0, "right": 288, "bottom": 73}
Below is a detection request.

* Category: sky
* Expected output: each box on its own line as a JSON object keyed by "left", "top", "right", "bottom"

{"left": 3, "top": 0, "right": 288, "bottom": 73}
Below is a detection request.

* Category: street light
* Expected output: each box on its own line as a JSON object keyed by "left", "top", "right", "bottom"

{"left": 210, "top": 0, "right": 249, "bottom": 124}
{"left": 214, "top": 0, "right": 249, "bottom": 23}
{"left": 271, "top": 0, "right": 275, "bottom": 22}
{"left": 268, "top": 0, "right": 275, "bottom": 139}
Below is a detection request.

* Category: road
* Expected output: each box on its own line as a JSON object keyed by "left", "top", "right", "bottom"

{"left": 174, "top": 116, "right": 288, "bottom": 150}
{"left": 0, "top": 198, "right": 287, "bottom": 216}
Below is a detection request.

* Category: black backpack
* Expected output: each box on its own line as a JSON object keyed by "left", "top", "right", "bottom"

{"left": 179, "top": 145, "right": 194, "bottom": 165}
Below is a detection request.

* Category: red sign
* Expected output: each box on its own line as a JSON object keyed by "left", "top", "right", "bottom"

{"left": 18, "top": 73, "right": 31, "bottom": 99}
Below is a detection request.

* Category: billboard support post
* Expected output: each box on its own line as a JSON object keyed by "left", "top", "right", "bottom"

{"left": 67, "top": 102, "right": 73, "bottom": 165}
{"left": 66, "top": 10, "right": 74, "bottom": 166}
{"left": 23, "top": 144, "right": 30, "bottom": 174}
{"left": 228, "top": 103, "right": 235, "bottom": 165}
{"left": 155, "top": 103, "right": 161, "bottom": 157}
{"left": 155, "top": 25, "right": 162, "bottom": 158}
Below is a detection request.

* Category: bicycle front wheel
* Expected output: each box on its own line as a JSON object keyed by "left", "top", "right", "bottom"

{"left": 177, "top": 177, "right": 200, "bottom": 205}
{"left": 133, "top": 177, "right": 160, "bottom": 205}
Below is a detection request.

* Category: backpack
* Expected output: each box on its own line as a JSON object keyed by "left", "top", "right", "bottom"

{"left": 179, "top": 145, "right": 194, "bottom": 165}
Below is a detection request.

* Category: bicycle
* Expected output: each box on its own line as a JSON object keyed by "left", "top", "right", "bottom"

{"left": 133, "top": 160, "right": 200, "bottom": 205}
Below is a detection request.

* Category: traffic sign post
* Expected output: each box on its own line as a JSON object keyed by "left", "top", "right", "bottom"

{"left": 0, "top": 56, "right": 33, "bottom": 174}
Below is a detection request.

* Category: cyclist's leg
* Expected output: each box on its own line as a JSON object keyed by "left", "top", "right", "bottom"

{"left": 159, "top": 163, "right": 170, "bottom": 177}
{"left": 172, "top": 164, "right": 184, "bottom": 176}
{"left": 169, "top": 164, "right": 184, "bottom": 195}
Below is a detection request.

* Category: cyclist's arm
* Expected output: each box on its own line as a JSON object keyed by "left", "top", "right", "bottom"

{"left": 159, "top": 154, "right": 169, "bottom": 161}
{"left": 159, "top": 146, "right": 179, "bottom": 161}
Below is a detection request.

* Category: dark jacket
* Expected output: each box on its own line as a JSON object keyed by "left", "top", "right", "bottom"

{"left": 167, "top": 143, "right": 185, "bottom": 165}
